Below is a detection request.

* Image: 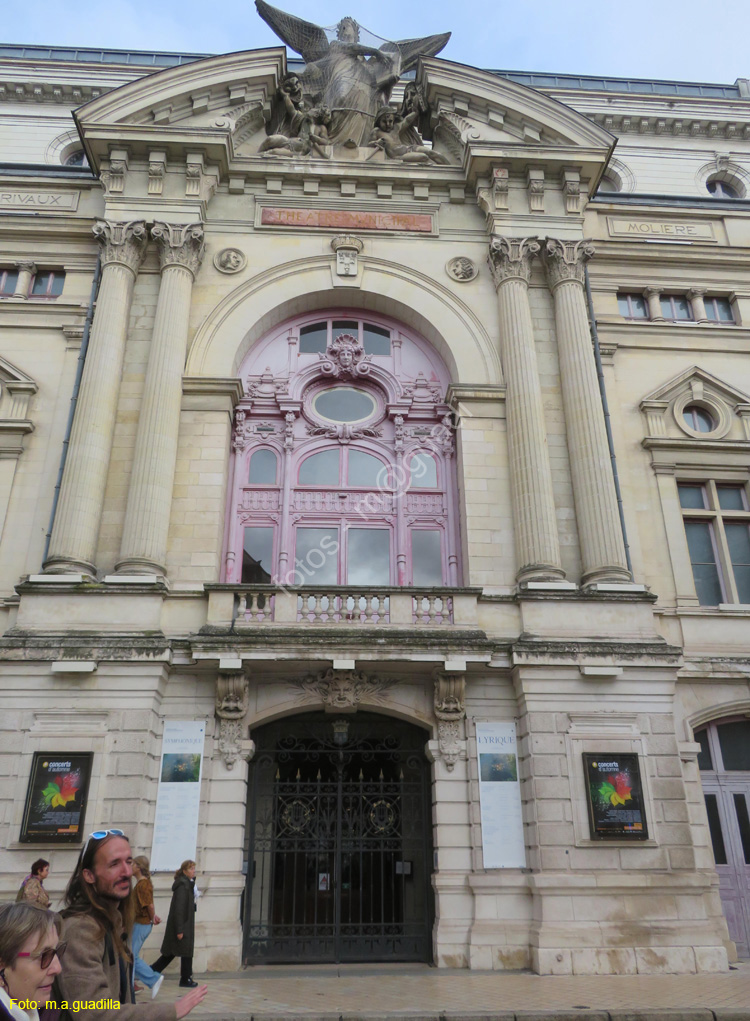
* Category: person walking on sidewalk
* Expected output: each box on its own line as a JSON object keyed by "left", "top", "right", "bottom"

{"left": 56, "top": 830, "right": 207, "bottom": 1021}
{"left": 151, "top": 862, "right": 198, "bottom": 988}
{"left": 16, "top": 860, "right": 51, "bottom": 909}
{"left": 131, "top": 857, "right": 163, "bottom": 1000}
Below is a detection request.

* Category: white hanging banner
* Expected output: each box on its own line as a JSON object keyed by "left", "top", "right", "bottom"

{"left": 476, "top": 721, "right": 526, "bottom": 869}
{"left": 151, "top": 721, "right": 206, "bottom": 872}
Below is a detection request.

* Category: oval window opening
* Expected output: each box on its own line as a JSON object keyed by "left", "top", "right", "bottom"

{"left": 314, "top": 387, "right": 375, "bottom": 423}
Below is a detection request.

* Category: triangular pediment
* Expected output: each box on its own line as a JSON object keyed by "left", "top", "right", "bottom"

{"left": 642, "top": 366, "right": 750, "bottom": 407}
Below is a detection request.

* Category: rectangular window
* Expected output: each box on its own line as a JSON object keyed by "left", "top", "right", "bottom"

{"left": 347, "top": 528, "right": 390, "bottom": 585}
{"left": 411, "top": 529, "right": 443, "bottom": 586}
{"left": 299, "top": 322, "right": 328, "bottom": 353}
{"left": 660, "top": 294, "right": 693, "bottom": 321}
{"left": 678, "top": 481, "right": 750, "bottom": 605}
{"left": 30, "top": 270, "right": 64, "bottom": 297}
{"left": 363, "top": 324, "right": 391, "bottom": 355}
{"left": 705, "top": 297, "right": 734, "bottom": 323}
{"left": 242, "top": 526, "right": 274, "bottom": 584}
{"left": 617, "top": 293, "right": 648, "bottom": 319}
{"left": 295, "top": 527, "right": 338, "bottom": 586}
{"left": 0, "top": 269, "right": 18, "bottom": 295}
{"left": 703, "top": 794, "right": 727, "bottom": 865}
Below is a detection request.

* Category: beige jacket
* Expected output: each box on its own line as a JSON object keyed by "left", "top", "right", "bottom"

{"left": 57, "top": 909, "right": 176, "bottom": 1021}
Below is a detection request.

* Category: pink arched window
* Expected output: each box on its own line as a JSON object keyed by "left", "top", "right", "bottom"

{"left": 225, "top": 311, "right": 460, "bottom": 589}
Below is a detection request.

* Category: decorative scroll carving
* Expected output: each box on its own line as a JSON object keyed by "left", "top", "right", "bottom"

{"left": 306, "top": 422, "right": 382, "bottom": 442}
{"left": 487, "top": 235, "right": 540, "bottom": 288}
{"left": 255, "top": 1, "right": 450, "bottom": 150}
{"left": 215, "top": 671, "right": 252, "bottom": 769}
{"left": 317, "top": 334, "right": 372, "bottom": 378}
{"left": 434, "top": 670, "right": 466, "bottom": 771}
{"left": 542, "top": 237, "right": 595, "bottom": 289}
{"left": 402, "top": 373, "right": 443, "bottom": 406}
{"left": 233, "top": 409, "right": 251, "bottom": 452}
{"left": 527, "top": 168, "right": 545, "bottom": 212}
{"left": 92, "top": 220, "right": 148, "bottom": 274}
{"left": 148, "top": 156, "right": 166, "bottom": 195}
{"left": 291, "top": 668, "right": 396, "bottom": 712}
{"left": 102, "top": 158, "right": 126, "bottom": 195}
{"left": 492, "top": 166, "right": 509, "bottom": 210}
{"left": 561, "top": 169, "right": 581, "bottom": 214}
{"left": 284, "top": 411, "right": 296, "bottom": 450}
{"left": 151, "top": 222, "right": 205, "bottom": 278}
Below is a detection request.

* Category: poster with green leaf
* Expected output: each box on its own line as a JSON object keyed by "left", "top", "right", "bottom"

{"left": 583, "top": 752, "right": 648, "bottom": 840}
{"left": 20, "top": 752, "right": 93, "bottom": 843}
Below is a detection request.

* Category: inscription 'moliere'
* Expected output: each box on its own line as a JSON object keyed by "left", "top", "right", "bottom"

{"left": 607, "top": 217, "right": 715, "bottom": 241}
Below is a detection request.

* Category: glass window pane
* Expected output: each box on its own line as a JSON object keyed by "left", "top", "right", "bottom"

{"left": 332, "top": 319, "right": 358, "bottom": 341}
{"left": 684, "top": 521, "right": 723, "bottom": 605}
{"left": 660, "top": 297, "right": 673, "bottom": 318}
{"left": 704, "top": 794, "right": 727, "bottom": 865}
{"left": 717, "top": 721, "right": 750, "bottom": 771}
{"left": 695, "top": 729, "right": 713, "bottom": 770}
{"left": 348, "top": 449, "right": 385, "bottom": 487}
{"left": 630, "top": 296, "right": 647, "bottom": 318}
{"left": 412, "top": 530, "right": 443, "bottom": 586}
{"left": 363, "top": 324, "right": 390, "bottom": 355}
{"left": 617, "top": 295, "right": 631, "bottom": 317}
{"left": 299, "top": 323, "right": 327, "bottom": 353}
{"left": 295, "top": 527, "right": 338, "bottom": 585}
{"left": 31, "top": 273, "right": 50, "bottom": 295}
{"left": 675, "top": 298, "right": 691, "bottom": 320}
{"left": 49, "top": 273, "right": 64, "bottom": 296}
{"left": 347, "top": 528, "right": 390, "bottom": 585}
{"left": 299, "top": 449, "right": 340, "bottom": 485}
{"left": 683, "top": 406, "right": 714, "bottom": 433}
{"left": 410, "top": 452, "right": 438, "bottom": 488}
{"left": 314, "top": 388, "right": 375, "bottom": 423}
{"left": 0, "top": 270, "right": 18, "bottom": 294}
{"left": 717, "top": 299, "right": 734, "bottom": 321}
{"left": 678, "top": 484, "right": 706, "bottom": 509}
{"left": 242, "top": 527, "right": 273, "bottom": 584}
{"left": 725, "top": 523, "right": 750, "bottom": 602}
{"left": 717, "top": 486, "right": 745, "bottom": 511}
{"left": 733, "top": 794, "right": 750, "bottom": 865}
{"left": 248, "top": 449, "right": 277, "bottom": 484}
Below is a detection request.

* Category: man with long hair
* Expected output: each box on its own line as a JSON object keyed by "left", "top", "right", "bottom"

{"left": 56, "top": 830, "right": 207, "bottom": 1021}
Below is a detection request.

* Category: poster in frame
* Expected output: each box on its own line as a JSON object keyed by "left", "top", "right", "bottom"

{"left": 583, "top": 752, "right": 649, "bottom": 841}
{"left": 20, "top": 752, "right": 93, "bottom": 843}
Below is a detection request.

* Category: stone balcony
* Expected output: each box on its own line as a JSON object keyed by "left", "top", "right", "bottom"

{"left": 204, "top": 585, "right": 482, "bottom": 628}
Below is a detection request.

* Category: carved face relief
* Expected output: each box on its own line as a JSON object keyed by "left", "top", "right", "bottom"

{"left": 282, "top": 74, "right": 303, "bottom": 103}
{"left": 336, "top": 17, "right": 359, "bottom": 42}
{"left": 215, "top": 247, "right": 246, "bottom": 273}
{"left": 446, "top": 256, "right": 478, "bottom": 282}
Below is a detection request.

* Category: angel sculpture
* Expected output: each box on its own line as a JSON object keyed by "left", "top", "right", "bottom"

{"left": 256, "top": 0, "right": 450, "bottom": 149}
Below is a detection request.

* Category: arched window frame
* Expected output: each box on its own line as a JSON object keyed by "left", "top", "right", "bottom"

{"left": 225, "top": 310, "right": 460, "bottom": 589}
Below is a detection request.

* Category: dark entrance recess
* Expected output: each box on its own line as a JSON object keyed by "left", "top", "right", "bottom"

{"left": 242, "top": 711, "right": 434, "bottom": 963}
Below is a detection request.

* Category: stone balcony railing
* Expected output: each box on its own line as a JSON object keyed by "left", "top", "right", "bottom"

{"left": 204, "top": 586, "right": 482, "bottom": 628}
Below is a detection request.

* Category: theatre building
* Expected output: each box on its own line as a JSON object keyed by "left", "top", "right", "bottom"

{"left": 1, "top": 15, "right": 750, "bottom": 974}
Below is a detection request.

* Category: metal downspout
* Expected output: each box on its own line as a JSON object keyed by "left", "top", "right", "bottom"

{"left": 584, "top": 265, "right": 633, "bottom": 577}
{"left": 42, "top": 253, "right": 102, "bottom": 565}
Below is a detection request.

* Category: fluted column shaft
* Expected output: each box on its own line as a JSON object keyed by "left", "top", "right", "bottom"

{"left": 44, "top": 221, "right": 147, "bottom": 575}
{"left": 489, "top": 237, "right": 564, "bottom": 583}
{"left": 117, "top": 223, "right": 205, "bottom": 575}
{"left": 543, "top": 238, "right": 630, "bottom": 585}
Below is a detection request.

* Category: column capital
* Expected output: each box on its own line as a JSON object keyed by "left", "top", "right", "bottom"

{"left": 488, "top": 235, "right": 540, "bottom": 287}
{"left": 14, "top": 260, "right": 36, "bottom": 274}
{"left": 93, "top": 220, "right": 148, "bottom": 274}
{"left": 151, "top": 221, "right": 206, "bottom": 278}
{"left": 542, "top": 237, "right": 595, "bottom": 289}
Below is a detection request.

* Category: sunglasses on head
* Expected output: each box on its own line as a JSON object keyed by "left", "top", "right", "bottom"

{"left": 17, "top": 942, "right": 67, "bottom": 970}
{"left": 81, "top": 828, "right": 126, "bottom": 861}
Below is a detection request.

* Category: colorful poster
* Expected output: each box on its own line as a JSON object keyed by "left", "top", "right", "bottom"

{"left": 20, "top": 752, "right": 93, "bottom": 843}
{"left": 583, "top": 753, "right": 649, "bottom": 840}
{"left": 151, "top": 721, "right": 206, "bottom": 871}
{"left": 476, "top": 721, "right": 526, "bottom": 868}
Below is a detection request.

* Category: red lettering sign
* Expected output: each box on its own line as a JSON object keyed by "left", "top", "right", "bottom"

{"left": 261, "top": 207, "right": 433, "bottom": 233}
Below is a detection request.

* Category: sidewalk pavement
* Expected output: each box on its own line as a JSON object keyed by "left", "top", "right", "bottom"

{"left": 144, "top": 961, "right": 750, "bottom": 1021}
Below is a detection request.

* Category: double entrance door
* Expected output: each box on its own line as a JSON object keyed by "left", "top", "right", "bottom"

{"left": 243, "top": 712, "right": 433, "bottom": 963}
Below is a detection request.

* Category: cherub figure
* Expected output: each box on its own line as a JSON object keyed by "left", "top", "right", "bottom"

{"left": 259, "top": 76, "right": 332, "bottom": 159}
{"left": 368, "top": 106, "right": 450, "bottom": 165}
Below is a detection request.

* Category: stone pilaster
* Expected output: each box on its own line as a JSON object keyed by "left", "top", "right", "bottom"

{"left": 488, "top": 236, "right": 564, "bottom": 583}
{"left": 44, "top": 220, "right": 147, "bottom": 575}
{"left": 116, "top": 222, "right": 205, "bottom": 575}
{"left": 542, "top": 238, "right": 630, "bottom": 585}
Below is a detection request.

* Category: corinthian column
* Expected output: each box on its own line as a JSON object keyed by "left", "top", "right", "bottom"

{"left": 488, "top": 237, "right": 564, "bottom": 583}
{"left": 542, "top": 239, "right": 630, "bottom": 585}
{"left": 116, "top": 222, "right": 205, "bottom": 575}
{"left": 44, "top": 221, "right": 147, "bottom": 575}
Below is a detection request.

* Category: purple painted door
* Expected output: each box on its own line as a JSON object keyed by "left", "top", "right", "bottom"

{"left": 697, "top": 719, "right": 750, "bottom": 958}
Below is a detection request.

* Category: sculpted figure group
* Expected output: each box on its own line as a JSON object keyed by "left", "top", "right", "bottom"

{"left": 255, "top": 0, "right": 451, "bottom": 163}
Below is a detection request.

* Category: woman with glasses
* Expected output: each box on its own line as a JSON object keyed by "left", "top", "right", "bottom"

{"left": 0, "top": 902, "right": 64, "bottom": 1021}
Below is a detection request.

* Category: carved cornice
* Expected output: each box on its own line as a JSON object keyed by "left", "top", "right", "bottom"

{"left": 542, "top": 237, "right": 595, "bottom": 290}
{"left": 151, "top": 222, "right": 206, "bottom": 278}
{"left": 487, "top": 236, "right": 540, "bottom": 288}
{"left": 92, "top": 220, "right": 147, "bottom": 274}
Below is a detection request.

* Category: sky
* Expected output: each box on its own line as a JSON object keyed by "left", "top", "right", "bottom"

{"left": 3, "top": 0, "right": 749, "bottom": 86}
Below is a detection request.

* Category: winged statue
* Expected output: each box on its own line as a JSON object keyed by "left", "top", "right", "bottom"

{"left": 256, "top": 0, "right": 450, "bottom": 148}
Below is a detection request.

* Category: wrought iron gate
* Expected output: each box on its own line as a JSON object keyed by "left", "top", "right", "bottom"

{"left": 242, "top": 712, "right": 433, "bottom": 963}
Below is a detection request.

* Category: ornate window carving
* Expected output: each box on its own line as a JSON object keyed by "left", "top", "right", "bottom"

{"left": 225, "top": 311, "right": 459, "bottom": 589}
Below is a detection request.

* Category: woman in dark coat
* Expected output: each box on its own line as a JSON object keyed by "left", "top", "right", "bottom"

{"left": 150, "top": 861, "right": 197, "bottom": 988}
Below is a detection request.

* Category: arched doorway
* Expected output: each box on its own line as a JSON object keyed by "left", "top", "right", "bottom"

{"left": 695, "top": 716, "right": 750, "bottom": 958}
{"left": 242, "top": 711, "right": 434, "bottom": 963}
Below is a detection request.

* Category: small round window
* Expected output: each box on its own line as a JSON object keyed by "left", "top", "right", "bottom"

{"left": 683, "top": 405, "right": 715, "bottom": 433}
{"left": 313, "top": 387, "right": 376, "bottom": 423}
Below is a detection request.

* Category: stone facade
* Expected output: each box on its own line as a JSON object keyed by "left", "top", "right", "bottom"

{"left": 0, "top": 39, "right": 749, "bottom": 975}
